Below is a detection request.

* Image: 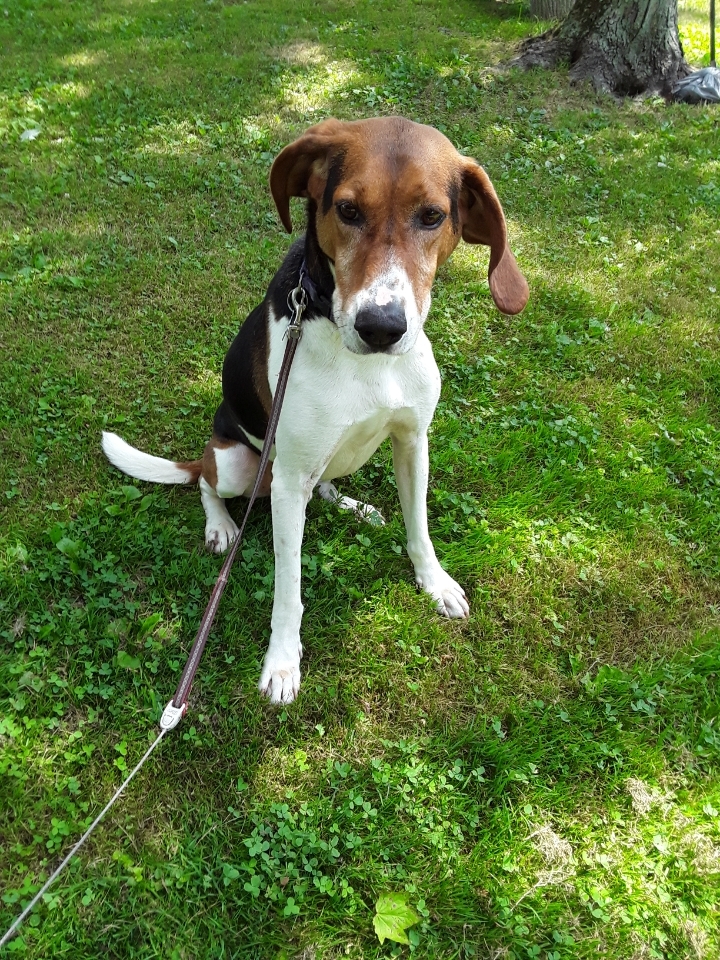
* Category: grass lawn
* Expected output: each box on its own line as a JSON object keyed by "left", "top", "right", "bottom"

{"left": 1, "top": 0, "right": 719, "bottom": 957}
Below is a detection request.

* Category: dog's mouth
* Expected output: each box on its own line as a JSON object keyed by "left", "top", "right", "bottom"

{"left": 348, "top": 340, "right": 405, "bottom": 356}
{"left": 336, "top": 319, "right": 415, "bottom": 358}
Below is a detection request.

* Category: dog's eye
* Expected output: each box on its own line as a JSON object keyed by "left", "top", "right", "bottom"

{"left": 420, "top": 208, "right": 445, "bottom": 228}
{"left": 337, "top": 201, "right": 360, "bottom": 223}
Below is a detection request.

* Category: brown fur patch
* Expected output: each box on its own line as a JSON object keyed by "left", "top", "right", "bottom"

{"left": 255, "top": 457, "right": 273, "bottom": 497}
{"left": 176, "top": 458, "right": 202, "bottom": 483}
{"left": 201, "top": 435, "right": 236, "bottom": 489}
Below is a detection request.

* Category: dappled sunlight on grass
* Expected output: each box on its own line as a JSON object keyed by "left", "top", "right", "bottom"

{"left": 276, "top": 61, "right": 362, "bottom": 120}
{"left": 58, "top": 50, "right": 109, "bottom": 69}
{"left": 0, "top": 81, "right": 93, "bottom": 138}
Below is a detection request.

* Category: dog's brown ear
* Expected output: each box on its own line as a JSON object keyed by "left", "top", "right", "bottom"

{"left": 270, "top": 119, "right": 345, "bottom": 233}
{"left": 459, "top": 161, "right": 529, "bottom": 316}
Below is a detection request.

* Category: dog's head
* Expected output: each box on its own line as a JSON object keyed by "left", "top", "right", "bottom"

{"left": 270, "top": 116, "right": 529, "bottom": 355}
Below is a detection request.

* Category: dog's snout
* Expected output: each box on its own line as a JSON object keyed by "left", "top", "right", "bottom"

{"left": 354, "top": 302, "right": 407, "bottom": 350}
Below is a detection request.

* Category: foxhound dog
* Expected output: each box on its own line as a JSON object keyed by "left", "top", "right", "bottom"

{"left": 103, "top": 116, "right": 529, "bottom": 704}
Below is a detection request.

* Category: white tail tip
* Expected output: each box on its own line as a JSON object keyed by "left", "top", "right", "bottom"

{"left": 101, "top": 431, "right": 196, "bottom": 484}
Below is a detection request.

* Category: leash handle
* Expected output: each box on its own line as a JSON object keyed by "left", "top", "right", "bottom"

{"left": 169, "top": 302, "right": 304, "bottom": 715}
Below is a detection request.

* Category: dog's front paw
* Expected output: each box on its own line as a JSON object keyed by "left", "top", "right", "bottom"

{"left": 258, "top": 646, "right": 302, "bottom": 704}
{"left": 417, "top": 569, "right": 470, "bottom": 619}
{"left": 205, "top": 517, "right": 239, "bottom": 554}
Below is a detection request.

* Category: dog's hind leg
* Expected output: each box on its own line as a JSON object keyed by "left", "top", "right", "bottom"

{"left": 200, "top": 437, "right": 272, "bottom": 553}
{"left": 316, "top": 481, "right": 385, "bottom": 526}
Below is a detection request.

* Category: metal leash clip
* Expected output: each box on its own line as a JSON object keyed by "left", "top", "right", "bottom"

{"left": 286, "top": 281, "right": 307, "bottom": 341}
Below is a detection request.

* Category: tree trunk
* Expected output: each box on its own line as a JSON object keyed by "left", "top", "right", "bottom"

{"left": 529, "top": 0, "right": 575, "bottom": 20}
{"left": 515, "top": 0, "right": 690, "bottom": 97}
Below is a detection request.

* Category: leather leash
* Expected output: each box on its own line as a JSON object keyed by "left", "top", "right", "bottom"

{"left": 0, "top": 263, "right": 313, "bottom": 948}
{"left": 160, "top": 264, "right": 310, "bottom": 731}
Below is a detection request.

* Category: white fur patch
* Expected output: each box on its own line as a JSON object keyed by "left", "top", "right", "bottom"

{"left": 200, "top": 477, "right": 239, "bottom": 553}
{"left": 374, "top": 285, "right": 393, "bottom": 306}
{"left": 102, "top": 431, "right": 193, "bottom": 484}
{"left": 316, "top": 481, "right": 385, "bottom": 525}
{"left": 214, "top": 445, "right": 258, "bottom": 498}
{"left": 258, "top": 644, "right": 302, "bottom": 704}
{"left": 335, "top": 263, "right": 424, "bottom": 355}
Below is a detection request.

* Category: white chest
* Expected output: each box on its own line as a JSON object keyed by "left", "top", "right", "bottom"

{"left": 267, "top": 314, "right": 441, "bottom": 480}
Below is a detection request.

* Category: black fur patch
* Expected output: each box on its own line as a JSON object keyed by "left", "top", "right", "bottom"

{"left": 212, "top": 400, "right": 261, "bottom": 452}
{"left": 449, "top": 179, "right": 460, "bottom": 234}
{"left": 303, "top": 200, "right": 336, "bottom": 310}
{"left": 220, "top": 301, "right": 272, "bottom": 446}
{"left": 217, "top": 211, "right": 337, "bottom": 446}
{"left": 322, "top": 151, "right": 346, "bottom": 215}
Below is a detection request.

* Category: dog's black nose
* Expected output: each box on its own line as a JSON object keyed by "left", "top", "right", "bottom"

{"left": 354, "top": 302, "right": 407, "bottom": 350}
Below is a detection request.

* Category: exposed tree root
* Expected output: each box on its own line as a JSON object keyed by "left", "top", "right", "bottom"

{"left": 513, "top": 0, "right": 691, "bottom": 97}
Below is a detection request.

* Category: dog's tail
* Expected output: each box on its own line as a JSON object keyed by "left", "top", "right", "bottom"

{"left": 102, "top": 431, "right": 202, "bottom": 485}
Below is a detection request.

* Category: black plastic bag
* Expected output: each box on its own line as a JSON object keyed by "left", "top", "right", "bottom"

{"left": 672, "top": 67, "right": 720, "bottom": 104}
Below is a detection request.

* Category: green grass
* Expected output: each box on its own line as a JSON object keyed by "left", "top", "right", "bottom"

{"left": 1, "top": 0, "right": 720, "bottom": 957}
{"left": 679, "top": 0, "right": 717, "bottom": 66}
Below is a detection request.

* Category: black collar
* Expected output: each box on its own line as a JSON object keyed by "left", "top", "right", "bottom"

{"left": 299, "top": 256, "right": 334, "bottom": 323}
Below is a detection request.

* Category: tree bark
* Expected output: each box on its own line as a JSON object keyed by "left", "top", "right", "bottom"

{"left": 529, "top": 0, "right": 575, "bottom": 20}
{"left": 515, "top": 0, "right": 690, "bottom": 97}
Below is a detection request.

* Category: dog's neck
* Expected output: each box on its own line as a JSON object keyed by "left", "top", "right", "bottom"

{"left": 302, "top": 201, "right": 335, "bottom": 320}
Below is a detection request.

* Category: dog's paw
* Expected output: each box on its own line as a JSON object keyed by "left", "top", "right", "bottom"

{"left": 436, "top": 580, "right": 470, "bottom": 619}
{"left": 316, "top": 483, "right": 385, "bottom": 526}
{"left": 353, "top": 501, "right": 385, "bottom": 526}
{"left": 417, "top": 570, "right": 470, "bottom": 619}
{"left": 258, "top": 646, "right": 302, "bottom": 704}
{"left": 205, "top": 516, "right": 239, "bottom": 554}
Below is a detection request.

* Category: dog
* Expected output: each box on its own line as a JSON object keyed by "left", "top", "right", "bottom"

{"left": 102, "top": 116, "right": 529, "bottom": 704}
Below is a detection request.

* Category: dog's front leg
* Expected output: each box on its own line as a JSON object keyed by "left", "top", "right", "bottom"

{"left": 258, "top": 466, "right": 312, "bottom": 704}
{"left": 392, "top": 430, "right": 470, "bottom": 620}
